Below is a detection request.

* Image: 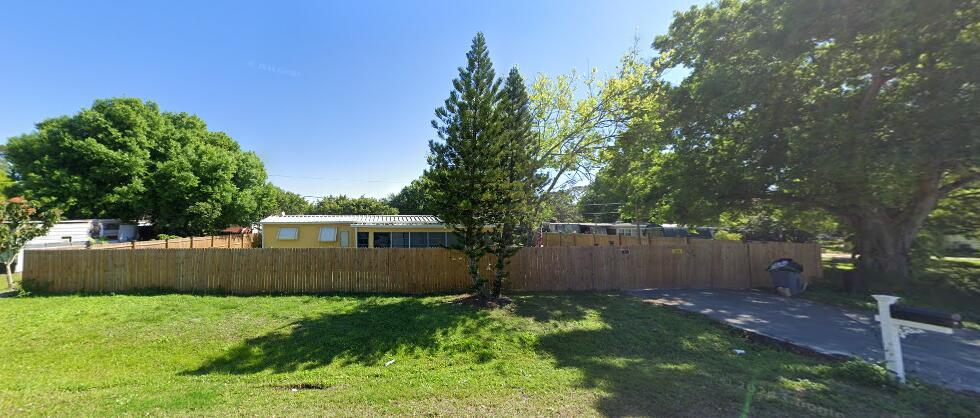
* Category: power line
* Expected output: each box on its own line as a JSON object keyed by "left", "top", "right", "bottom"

{"left": 579, "top": 202, "right": 624, "bottom": 206}
{"left": 269, "top": 174, "right": 405, "bottom": 184}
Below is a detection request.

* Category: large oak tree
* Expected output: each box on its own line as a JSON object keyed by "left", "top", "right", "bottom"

{"left": 628, "top": 0, "right": 978, "bottom": 281}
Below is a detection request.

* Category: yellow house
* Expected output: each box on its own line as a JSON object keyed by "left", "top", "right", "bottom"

{"left": 259, "top": 214, "right": 456, "bottom": 248}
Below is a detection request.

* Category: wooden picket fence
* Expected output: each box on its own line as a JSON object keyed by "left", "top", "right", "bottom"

{"left": 89, "top": 234, "right": 257, "bottom": 250}
{"left": 515, "top": 239, "right": 821, "bottom": 290}
{"left": 23, "top": 239, "right": 820, "bottom": 294}
{"left": 545, "top": 232, "right": 722, "bottom": 247}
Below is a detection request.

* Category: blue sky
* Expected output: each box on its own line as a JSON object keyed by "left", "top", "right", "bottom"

{"left": 0, "top": 0, "right": 703, "bottom": 199}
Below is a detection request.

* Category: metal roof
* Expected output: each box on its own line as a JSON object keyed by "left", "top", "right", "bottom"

{"left": 259, "top": 214, "right": 444, "bottom": 225}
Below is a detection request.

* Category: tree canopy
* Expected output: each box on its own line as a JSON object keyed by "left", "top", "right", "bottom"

{"left": 309, "top": 195, "right": 398, "bottom": 215}
{"left": 271, "top": 186, "right": 312, "bottom": 215}
{"left": 614, "top": 0, "right": 979, "bottom": 281}
{"left": 0, "top": 145, "right": 14, "bottom": 200}
{"left": 5, "top": 98, "right": 277, "bottom": 236}
{"left": 385, "top": 177, "right": 433, "bottom": 215}
{"left": 541, "top": 190, "right": 583, "bottom": 223}
{"left": 528, "top": 46, "right": 652, "bottom": 196}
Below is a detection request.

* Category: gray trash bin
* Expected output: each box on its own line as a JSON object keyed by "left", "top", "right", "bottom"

{"left": 768, "top": 258, "right": 805, "bottom": 296}
{"left": 770, "top": 270, "right": 804, "bottom": 295}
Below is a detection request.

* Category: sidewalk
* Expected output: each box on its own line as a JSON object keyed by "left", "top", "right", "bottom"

{"left": 631, "top": 288, "right": 980, "bottom": 393}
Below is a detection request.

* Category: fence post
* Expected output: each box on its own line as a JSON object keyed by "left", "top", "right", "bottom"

{"left": 131, "top": 240, "right": 136, "bottom": 249}
{"left": 211, "top": 236, "right": 215, "bottom": 248}
{"left": 190, "top": 237, "right": 194, "bottom": 249}
{"left": 165, "top": 238, "right": 170, "bottom": 249}
{"left": 227, "top": 236, "right": 232, "bottom": 248}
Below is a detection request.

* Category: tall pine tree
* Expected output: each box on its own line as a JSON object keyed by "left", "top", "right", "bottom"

{"left": 491, "top": 67, "right": 546, "bottom": 298}
{"left": 427, "top": 32, "right": 506, "bottom": 299}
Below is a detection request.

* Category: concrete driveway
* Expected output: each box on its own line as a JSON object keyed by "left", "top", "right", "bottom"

{"left": 631, "top": 288, "right": 980, "bottom": 393}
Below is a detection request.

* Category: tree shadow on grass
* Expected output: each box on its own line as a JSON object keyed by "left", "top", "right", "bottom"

{"left": 511, "top": 293, "right": 594, "bottom": 322}
{"left": 185, "top": 297, "right": 498, "bottom": 375}
{"left": 512, "top": 293, "right": 809, "bottom": 417}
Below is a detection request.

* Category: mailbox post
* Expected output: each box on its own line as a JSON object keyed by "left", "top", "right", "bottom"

{"left": 872, "top": 295, "right": 906, "bottom": 382}
{"left": 872, "top": 295, "right": 960, "bottom": 384}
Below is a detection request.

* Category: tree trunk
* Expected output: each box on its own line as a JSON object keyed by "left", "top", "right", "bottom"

{"left": 492, "top": 224, "right": 514, "bottom": 298}
{"left": 844, "top": 166, "right": 945, "bottom": 288}
{"left": 5, "top": 262, "right": 14, "bottom": 290}
{"left": 492, "top": 256, "right": 506, "bottom": 299}
{"left": 853, "top": 217, "right": 916, "bottom": 285}
{"left": 468, "top": 255, "right": 488, "bottom": 299}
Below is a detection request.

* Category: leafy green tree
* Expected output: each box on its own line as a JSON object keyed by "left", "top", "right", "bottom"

{"left": 529, "top": 45, "right": 654, "bottom": 196}
{"left": 0, "top": 172, "right": 11, "bottom": 201}
{"left": 309, "top": 195, "right": 398, "bottom": 215}
{"left": 540, "top": 189, "right": 583, "bottom": 223}
{"left": 624, "top": 0, "right": 979, "bottom": 282}
{"left": 490, "top": 67, "right": 547, "bottom": 298}
{"left": 271, "top": 186, "right": 312, "bottom": 215}
{"left": 0, "top": 198, "right": 59, "bottom": 288}
{"left": 924, "top": 189, "right": 980, "bottom": 241}
{"left": 427, "top": 32, "right": 506, "bottom": 299}
{"left": 0, "top": 145, "right": 15, "bottom": 200}
{"left": 912, "top": 188, "right": 980, "bottom": 261}
{"left": 145, "top": 113, "right": 277, "bottom": 235}
{"left": 579, "top": 168, "right": 631, "bottom": 223}
{"left": 385, "top": 176, "right": 433, "bottom": 215}
{"left": 5, "top": 98, "right": 276, "bottom": 236}
{"left": 6, "top": 98, "right": 158, "bottom": 221}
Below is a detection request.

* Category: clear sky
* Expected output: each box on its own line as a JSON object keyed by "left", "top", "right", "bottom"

{"left": 0, "top": 0, "right": 703, "bottom": 200}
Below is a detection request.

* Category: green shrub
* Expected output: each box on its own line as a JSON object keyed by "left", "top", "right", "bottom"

{"left": 713, "top": 230, "right": 742, "bottom": 241}
{"left": 18, "top": 277, "right": 49, "bottom": 294}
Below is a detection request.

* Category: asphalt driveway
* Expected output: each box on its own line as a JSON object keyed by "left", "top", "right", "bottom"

{"left": 631, "top": 288, "right": 980, "bottom": 393}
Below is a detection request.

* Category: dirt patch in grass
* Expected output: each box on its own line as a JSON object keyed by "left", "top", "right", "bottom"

{"left": 269, "top": 383, "right": 330, "bottom": 391}
{"left": 450, "top": 293, "right": 514, "bottom": 309}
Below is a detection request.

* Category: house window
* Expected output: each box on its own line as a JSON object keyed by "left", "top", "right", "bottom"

{"left": 374, "top": 232, "right": 391, "bottom": 248}
{"left": 410, "top": 232, "right": 427, "bottom": 248}
{"left": 427, "top": 232, "right": 446, "bottom": 248}
{"left": 339, "top": 231, "right": 350, "bottom": 247}
{"left": 391, "top": 232, "right": 410, "bottom": 248}
{"left": 277, "top": 227, "right": 299, "bottom": 240}
{"left": 318, "top": 227, "right": 337, "bottom": 242}
{"left": 357, "top": 232, "right": 369, "bottom": 248}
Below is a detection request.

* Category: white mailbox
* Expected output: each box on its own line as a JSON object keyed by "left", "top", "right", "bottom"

{"left": 872, "top": 295, "right": 961, "bottom": 383}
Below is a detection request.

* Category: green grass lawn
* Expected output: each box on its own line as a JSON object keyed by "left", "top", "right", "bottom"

{"left": 3, "top": 272, "right": 21, "bottom": 290}
{"left": 805, "top": 257, "right": 980, "bottom": 330}
{"left": 1, "top": 293, "right": 977, "bottom": 417}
